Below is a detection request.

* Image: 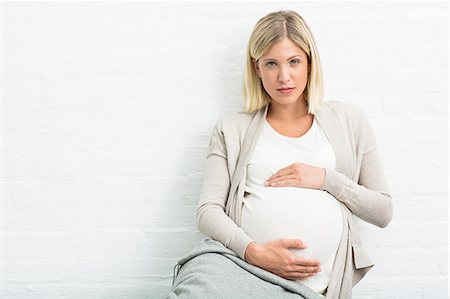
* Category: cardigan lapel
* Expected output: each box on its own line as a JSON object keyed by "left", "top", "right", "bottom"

{"left": 314, "top": 105, "right": 354, "bottom": 179}
{"left": 226, "top": 104, "right": 267, "bottom": 221}
{"left": 229, "top": 104, "right": 268, "bottom": 194}
{"left": 315, "top": 104, "right": 374, "bottom": 271}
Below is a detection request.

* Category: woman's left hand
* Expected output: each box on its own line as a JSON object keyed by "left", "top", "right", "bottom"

{"left": 264, "top": 163, "right": 325, "bottom": 190}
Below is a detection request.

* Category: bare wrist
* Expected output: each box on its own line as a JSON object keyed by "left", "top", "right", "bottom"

{"left": 244, "top": 241, "right": 259, "bottom": 263}
{"left": 320, "top": 167, "right": 326, "bottom": 188}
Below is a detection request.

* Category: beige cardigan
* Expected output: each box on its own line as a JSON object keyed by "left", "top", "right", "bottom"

{"left": 196, "top": 101, "right": 393, "bottom": 298}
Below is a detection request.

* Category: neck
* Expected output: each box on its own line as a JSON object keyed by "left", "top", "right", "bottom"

{"left": 267, "top": 100, "right": 309, "bottom": 121}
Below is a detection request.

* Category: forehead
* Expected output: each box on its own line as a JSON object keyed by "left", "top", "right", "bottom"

{"left": 262, "top": 38, "right": 306, "bottom": 58}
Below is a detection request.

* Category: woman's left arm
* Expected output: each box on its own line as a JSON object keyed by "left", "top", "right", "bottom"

{"left": 319, "top": 110, "right": 393, "bottom": 228}
{"left": 265, "top": 109, "right": 393, "bottom": 228}
{"left": 320, "top": 148, "right": 393, "bottom": 228}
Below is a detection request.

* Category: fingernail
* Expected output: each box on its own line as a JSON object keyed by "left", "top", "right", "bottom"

{"left": 264, "top": 181, "right": 269, "bottom": 186}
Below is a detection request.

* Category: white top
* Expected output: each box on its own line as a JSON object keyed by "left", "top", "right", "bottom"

{"left": 241, "top": 116, "right": 344, "bottom": 296}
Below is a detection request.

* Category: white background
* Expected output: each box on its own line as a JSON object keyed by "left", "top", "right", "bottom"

{"left": 2, "top": 1, "right": 448, "bottom": 298}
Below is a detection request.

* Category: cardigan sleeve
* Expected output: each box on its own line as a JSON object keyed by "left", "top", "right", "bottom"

{"left": 196, "top": 120, "right": 254, "bottom": 260}
{"left": 320, "top": 108, "right": 393, "bottom": 228}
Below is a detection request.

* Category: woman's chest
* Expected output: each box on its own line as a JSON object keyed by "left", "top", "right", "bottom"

{"left": 246, "top": 119, "right": 336, "bottom": 186}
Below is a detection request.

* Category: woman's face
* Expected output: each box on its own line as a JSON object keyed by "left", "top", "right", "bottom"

{"left": 254, "top": 37, "right": 309, "bottom": 107}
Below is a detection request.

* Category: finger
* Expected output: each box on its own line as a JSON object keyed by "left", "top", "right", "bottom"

{"left": 267, "top": 175, "right": 298, "bottom": 184}
{"left": 287, "top": 265, "right": 321, "bottom": 274}
{"left": 281, "top": 239, "right": 308, "bottom": 249}
{"left": 293, "top": 257, "right": 321, "bottom": 267}
{"left": 268, "top": 179, "right": 299, "bottom": 187}
{"left": 266, "top": 166, "right": 295, "bottom": 181}
{"left": 266, "top": 172, "right": 290, "bottom": 182}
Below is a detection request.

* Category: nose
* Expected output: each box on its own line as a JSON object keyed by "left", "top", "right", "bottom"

{"left": 278, "top": 65, "right": 291, "bottom": 83}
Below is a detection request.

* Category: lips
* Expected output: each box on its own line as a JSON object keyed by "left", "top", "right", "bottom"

{"left": 277, "top": 87, "right": 295, "bottom": 94}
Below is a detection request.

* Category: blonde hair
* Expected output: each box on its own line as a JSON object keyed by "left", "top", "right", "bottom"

{"left": 242, "top": 10, "right": 324, "bottom": 114}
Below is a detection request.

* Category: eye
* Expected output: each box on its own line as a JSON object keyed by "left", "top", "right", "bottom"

{"left": 290, "top": 59, "right": 301, "bottom": 65}
{"left": 265, "top": 61, "right": 277, "bottom": 68}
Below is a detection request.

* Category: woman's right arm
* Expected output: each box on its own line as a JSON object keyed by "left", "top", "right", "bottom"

{"left": 196, "top": 120, "right": 320, "bottom": 279}
{"left": 196, "top": 120, "right": 254, "bottom": 260}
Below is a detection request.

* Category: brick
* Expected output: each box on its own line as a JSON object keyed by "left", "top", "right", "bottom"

{"left": 89, "top": 204, "right": 195, "bottom": 230}
{"left": 4, "top": 128, "right": 51, "bottom": 153}
{"left": 47, "top": 106, "right": 118, "bottom": 128}
{"left": 382, "top": 93, "right": 448, "bottom": 118}
{"left": 375, "top": 277, "right": 423, "bottom": 299}
{"left": 410, "top": 170, "right": 448, "bottom": 194}
{"left": 36, "top": 204, "right": 99, "bottom": 231}
{"left": 382, "top": 145, "right": 448, "bottom": 176}
{"left": 4, "top": 257, "right": 75, "bottom": 283}
{"left": 14, "top": 232, "right": 69, "bottom": 259}
{"left": 421, "top": 276, "right": 450, "bottom": 299}
{"left": 42, "top": 77, "right": 90, "bottom": 107}
{"left": 45, "top": 126, "right": 138, "bottom": 152}
{"left": 3, "top": 78, "right": 42, "bottom": 107}
{"left": 58, "top": 232, "right": 102, "bottom": 258}
{"left": 384, "top": 170, "right": 413, "bottom": 195}
{"left": 87, "top": 75, "right": 131, "bottom": 102}
{"left": 2, "top": 282, "right": 65, "bottom": 298}
{"left": 2, "top": 234, "right": 17, "bottom": 259}
{"left": 410, "top": 117, "right": 448, "bottom": 144}
{"left": 373, "top": 221, "right": 448, "bottom": 249}
{"left": 354, "top": 276, "right": 423, "bottom": 299}
{"left": 380, "top": 144, "right": 419, "bottom": 173}
{"left": 372, "top": 117, "right": 411, "bottom": 146}
{"left": 96, "top": 231, "right": 151, "bottom": 258}
{"left": 107, "top": 257, "right": 177, "bottom": 278}
{"left": 4, "top": 107, "right": 50, "bottom": 130}
{"left": 439, "top": 248, "right": 448, "bottom": 275}
{"left": 71, "top": 256, "right": 113, "bottom": 282}
{"left": 97, "top": 178, "right": 141, "bottom": 205}
{"left": 410, "top": 143, "right": 448, "bottom": 169}
{"left": 77, "top": 149, "right": 163, "bottom": 177}
{"left": 146, "top": 231, "right": 204, "bottom": 259}
{"left": 370, "top": 247, "right": 440, "bottom": 276}
{"left": 52, "top": 179, "right": 97, "bottom": 204}
{"left": 6, "top": 180, "right": 54, "bottom": 206}
{"left": 3, "top": 151, "right": 78, "bottom": 180}
{"left": 3, "top": 207, "right": 40, "bottom": 231}
{"left": 393, "top": 194, "right": 448, "bottom": 223}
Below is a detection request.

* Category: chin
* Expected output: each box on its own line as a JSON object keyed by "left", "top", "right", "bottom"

{"left": 271, "top": 96, "right": 303, "bottom": 106}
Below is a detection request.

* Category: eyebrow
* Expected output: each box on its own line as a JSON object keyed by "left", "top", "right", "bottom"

{"left": 261, "top": 55, "right": 303, "bottom": 62}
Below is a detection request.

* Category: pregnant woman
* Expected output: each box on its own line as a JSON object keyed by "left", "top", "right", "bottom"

{"left": 168, "top": 10, "right": 392, "bottom": 299}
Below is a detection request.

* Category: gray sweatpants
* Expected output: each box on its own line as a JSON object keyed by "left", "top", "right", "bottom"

{"left": 167, "top": 237, "right": 323, "bottom": 299}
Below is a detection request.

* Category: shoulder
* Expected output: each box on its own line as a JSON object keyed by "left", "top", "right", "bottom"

{"left": 207, "top": 110, "right": 255, "bottom": 154}
{"left": 319, "top": 100, "right": 370, "bottom": 129}
{"left": 319, "top": 100, "right": 373, "bottom": 141}
{"left": 213, "top": 110, "right": 256, "bottom": 135}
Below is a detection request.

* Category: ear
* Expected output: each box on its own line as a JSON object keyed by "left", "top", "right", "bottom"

{"left": 252, "top": 59, "right": 261, "bottom": 78}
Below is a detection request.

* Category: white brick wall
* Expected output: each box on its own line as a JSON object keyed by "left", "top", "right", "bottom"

{"left": 2, "top": 1, "right": 448, "bottom": 298}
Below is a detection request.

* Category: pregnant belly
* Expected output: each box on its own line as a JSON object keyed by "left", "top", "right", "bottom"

{"left": 241, "top": 187, "right": 344, "bottom": 294}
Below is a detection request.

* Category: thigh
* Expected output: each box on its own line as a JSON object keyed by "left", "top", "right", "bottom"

{"left": 168, "top": 253, "right": 304, "bottom": 299}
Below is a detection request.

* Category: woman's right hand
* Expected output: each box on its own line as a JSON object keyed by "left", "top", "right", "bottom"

{"left": 244, "top": 239, "right": 321, "bottom": 280}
